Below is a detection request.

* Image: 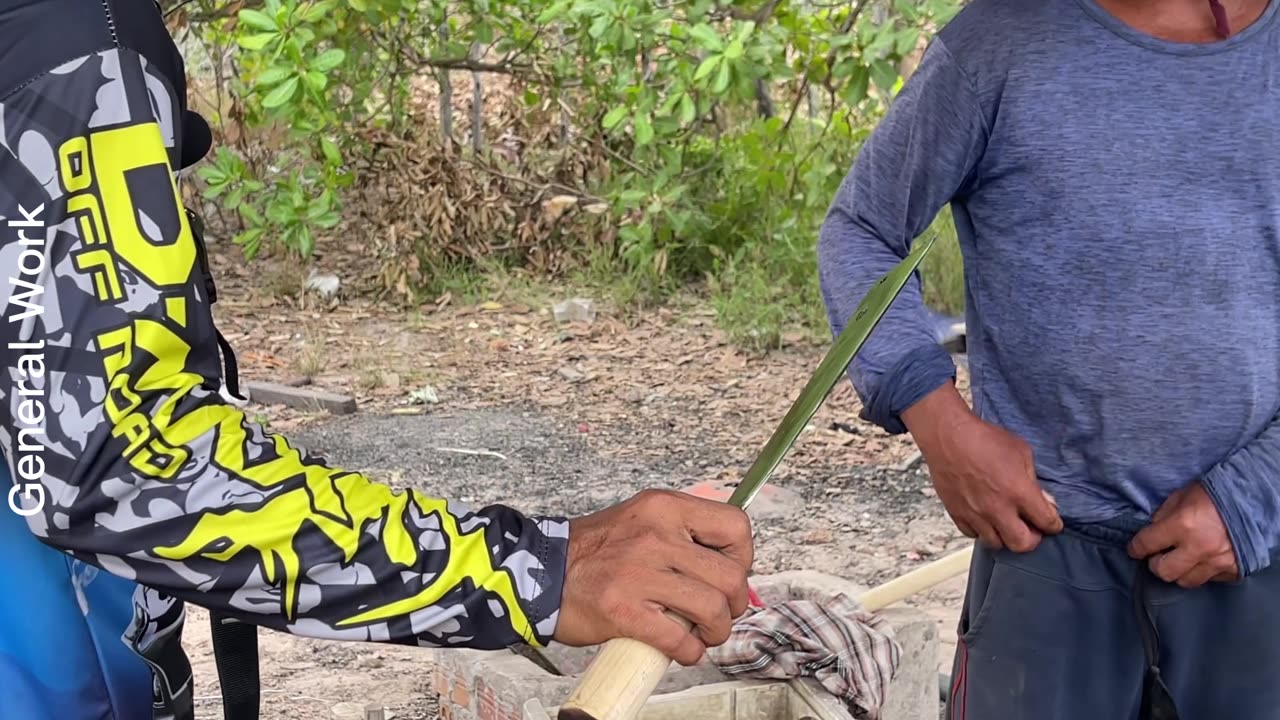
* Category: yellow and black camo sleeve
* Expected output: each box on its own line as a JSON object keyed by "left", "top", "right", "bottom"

{"left": 0, "top": 47, "right": 569, "bottom": 650}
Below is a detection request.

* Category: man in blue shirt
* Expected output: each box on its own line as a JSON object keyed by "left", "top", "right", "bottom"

{"left": 819, "top": 0, "right": 1280, "bottom": 718}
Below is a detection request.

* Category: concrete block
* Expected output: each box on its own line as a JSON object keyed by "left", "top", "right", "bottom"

{"left": 436, "top": 571, "right": 939, "bottom": 720}
{"left": 245, "top": 380, "right": 357, "bottom": 414}
{"left": 876, "top": 607, "right": 940, "bottom": 720}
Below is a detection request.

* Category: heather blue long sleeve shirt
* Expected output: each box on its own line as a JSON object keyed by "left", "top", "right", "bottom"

{"left": 818, "top": 0, "right": 1280, "bottom": 575}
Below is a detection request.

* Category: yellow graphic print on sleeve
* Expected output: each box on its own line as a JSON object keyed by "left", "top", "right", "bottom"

{"left": 0, "top": 49, "right": 568, "bottom": 650}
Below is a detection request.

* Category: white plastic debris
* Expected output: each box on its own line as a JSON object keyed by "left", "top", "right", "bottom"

{"left": 305, "top": 271, "right": 341, "bottom": 298}
{"left": 553, "top": 298, "right": 596, "bottom": 324}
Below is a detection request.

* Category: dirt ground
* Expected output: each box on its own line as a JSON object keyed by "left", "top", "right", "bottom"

{"left": 182, "top": 246, "right": 972, "bottom": 719}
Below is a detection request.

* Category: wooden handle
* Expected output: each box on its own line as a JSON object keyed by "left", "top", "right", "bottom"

{"left": 555, "top": 545, "right": 973, "bottom": 720}
{"left": 859, "top": 544, "right": 973, "bottom": 612}
{"left": 556, "top": 612, "right": 690, "bottom": 720}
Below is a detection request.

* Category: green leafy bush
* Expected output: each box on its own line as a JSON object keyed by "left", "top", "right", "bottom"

{"left": 171, "top": 0, "right": 964, "bottom": 344}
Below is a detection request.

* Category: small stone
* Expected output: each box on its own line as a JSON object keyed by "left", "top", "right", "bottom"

{"left": 330, "top": 702, "right": 365, "bottom": 720}
{"left": 800, "top": 529, "right": 833, "bottom": 545}
{"left": 557, "top": 366, "right": 585, "bottom": 382}
{"left": 408, "top": 386, "right": 440, "bottom": 405}
{"left": 305, "top": 272, "right": 341, "bottom": 298}
{"left": 921, "top": 486, "right": 937, "bottom": 497}
{"left": 553, "top": 298, "right": 596, "bottom": 324}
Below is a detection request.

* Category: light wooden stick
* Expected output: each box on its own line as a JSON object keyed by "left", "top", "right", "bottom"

{"left": 555, "top": 544, "right": 974, "bottom": 720}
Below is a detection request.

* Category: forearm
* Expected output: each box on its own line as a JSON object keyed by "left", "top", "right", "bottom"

{"left": 818, "top": 203, "right": 957, "bottom": 434}
{"left": 1202, "top": 411, "right": 1280, "bottom": 576}
{"left": 817, "top": 37, "right": 986, "bottom": 433}
{"left": 22, "top": 388, "right": 569, "bottom": 648}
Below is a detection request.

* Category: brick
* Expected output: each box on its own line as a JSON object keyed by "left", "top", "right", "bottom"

{"left": 451, "top": 680, "right": 472, "bottom": 708}
{"left": 681, "top": 479, "right": 804, "bottom": 521}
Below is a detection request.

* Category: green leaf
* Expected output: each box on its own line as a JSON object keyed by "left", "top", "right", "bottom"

{"left": 602, "top": 105, "right": 629, "bottom": 129}
{"left": 693, "top": 55, "right": 720, "bottom": 81}
{"left": 311, "top": 48, "right": 346, "bottom": 72}
{"left": 235, "top": 228, "right": 265, "bottom": 259}
{"left": 895, "top": 28, "right": 921, "bottom": 55}
{"left": 298, "top": 226, "right": 316, "bottom": 257}
{"left": 870, "top": 59, "right": 899, "bottom": 94}
{"left": 348, "top": 0, "right": 367, "bottom": 11}
{"left": 198, "top": 165, "right": 228, "bottom": 184}
{"left": 678, "top": 93, "right": 696, "bottom": 125}
{"left": 634, "top": 114, "right": 654, "bottom": 145}
{"left": 688, "top": 24, "right": 722, "bottom": 50}
{"left": 523, "top": 88, "right": 540, "bottom": 106}
{"left": 299, "top": 0, "right": 334, "bottom": 22}
{"left": 261, "top": 76, "right": 299, "bottom": 108}
{"left": 239, "top": 203, "right": 264, "bottom": 224}
{"left": 304, "top": 70, "right": 328, "bottom": 91}
{"left": 845, "top": 65, "right": 870, "bottom": 104}
{"left": 237, "top": 32, "right": 278, "bottom": 51}
{"left": 314, "top": 210, "right": 341, "bottom": 228}
{"left": 618, "top": 189, "right": 647, "bottom": 205}
{"left": 320, "top": 137, "right": 342, "bottom": 165}
{"left": 238, "top": 9, "right": 278, "bottom": 31}
{"left": 724, "top": 39, "right": 744, "bottom": 60}
{"left": 712, "top": 60, "right": 731, "bottom": 94}
{"left": 256, "top": 66, "right": 292, "bottom": 87}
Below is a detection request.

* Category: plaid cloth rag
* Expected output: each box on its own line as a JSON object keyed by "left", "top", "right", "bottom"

{"left": 706, "top": 593, "right": 901, "bottom": 720}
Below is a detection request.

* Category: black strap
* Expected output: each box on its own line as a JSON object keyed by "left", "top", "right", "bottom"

{"left": 189, "top": 203, "right": 258, "bottom": 719}
{"left": 209, "top": 612, "right": 261, "bottom": 720}
{"left": 1134, "top": 566, "right": 1180, "bottom": 720}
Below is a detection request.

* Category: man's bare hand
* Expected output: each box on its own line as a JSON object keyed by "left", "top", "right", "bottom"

{"left": 903, "top": 384, "right": 1063, "bottom": 552}
{"left": 1128, "top": 482, "right": 1239, "bottom": 588}
{"left": 553, "top": 489, "right": 753, "bottom": 666}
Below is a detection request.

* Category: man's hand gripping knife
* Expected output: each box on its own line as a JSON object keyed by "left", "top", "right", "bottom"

{"left": 558, "top": 491, "right": 753, "bottom": 666}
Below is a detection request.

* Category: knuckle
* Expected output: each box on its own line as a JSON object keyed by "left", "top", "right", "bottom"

{"left": 692, "top": 585, "right": 730, "bottom": 626}
{"left": 703, "top": 619, "right": 732, "bottom": 648}
{"left": 726, "top": 506, "right": 753, "bottom": 539}
{"left": 675, "top": 642, "right": 705, "bottom": 667}
{"left": 1006, "top": 534, "right": 1036, "bottom": 553}
{"left": 632, "top": 488, "right": 672, "bottom": 511}
{"left": 650, "top": 629, "right": 685, "bottom": 660}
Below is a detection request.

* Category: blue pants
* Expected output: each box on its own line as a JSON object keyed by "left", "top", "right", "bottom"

{"left": 946, "top": 520, "right": 1280, "bottom": 720}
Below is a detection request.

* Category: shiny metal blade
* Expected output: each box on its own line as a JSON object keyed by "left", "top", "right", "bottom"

{"left": 727, "top": 234, "right": 938, "bottom": 510}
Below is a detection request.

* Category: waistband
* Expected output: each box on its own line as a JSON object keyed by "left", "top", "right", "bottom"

{"left": 1062, "top": 514, "right": 1147, "bottom": 547}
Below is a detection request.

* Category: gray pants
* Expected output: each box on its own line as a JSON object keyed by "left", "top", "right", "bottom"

{"left": 946, "top": 519, "right": 1280, "bottom": 720}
